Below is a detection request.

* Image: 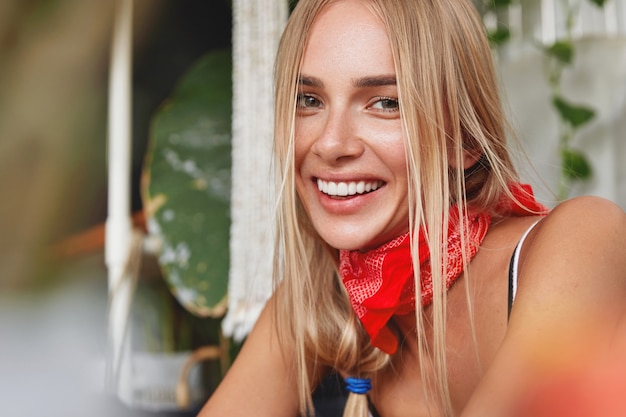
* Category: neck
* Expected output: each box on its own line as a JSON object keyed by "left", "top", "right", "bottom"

{"left": 389, "top": 309, "right": 427, "bottom": 356}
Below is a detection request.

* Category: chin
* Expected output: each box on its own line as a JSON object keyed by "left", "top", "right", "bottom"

{"left": 319, "top": 236, "right": 363, "bottom": 251}
{"left": 317, "top": 228, "right": 400, "bottom": 252}
{"left": 306, "top": 208, "right": 409, "bottom": 252}
{"left": 315, "top": 230, "right": 368, "bottom": 251}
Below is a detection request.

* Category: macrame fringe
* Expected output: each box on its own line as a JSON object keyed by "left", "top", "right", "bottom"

{"left": 223, "top": 0, "right": 288, "bottom": 341}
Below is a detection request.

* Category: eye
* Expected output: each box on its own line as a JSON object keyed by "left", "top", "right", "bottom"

{"left": 370, "top": 97, "right": 399, "bottom": 111}
{"left": 296, "top": 93, "right": 322, "bottom": 109}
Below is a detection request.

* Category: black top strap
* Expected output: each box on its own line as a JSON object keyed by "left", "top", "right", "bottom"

{"left": 507, "top": 244, "right": 519, "bottom": 319}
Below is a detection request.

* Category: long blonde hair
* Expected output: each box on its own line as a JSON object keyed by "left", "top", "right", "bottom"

{"left": 272, "top": 0, "right": 519, "bottom": 416}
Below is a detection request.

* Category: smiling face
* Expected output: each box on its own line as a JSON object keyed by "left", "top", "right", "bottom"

{"left": 294, "top": 0, "right": 409, "bottom": 251}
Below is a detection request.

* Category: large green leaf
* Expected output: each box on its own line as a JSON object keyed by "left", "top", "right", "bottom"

{"left": 143, "top": 50, "right": 232, "bottom": 318}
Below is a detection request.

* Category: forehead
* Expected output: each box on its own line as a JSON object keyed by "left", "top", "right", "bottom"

{"left": 302, "top": 0, "right": 394, "bottom": 77}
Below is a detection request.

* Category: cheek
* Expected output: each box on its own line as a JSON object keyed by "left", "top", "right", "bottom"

{"left": 293, "top": 132, "right": 309, "bottom": 197}
{"left": 360, "top": 118, "right": 403, "bottom": 149}
{"left": 293, "top": 122, "right": 309, "bottom": 169}
{"left": 377, "top": 136, "right": 407, "bottom": 176}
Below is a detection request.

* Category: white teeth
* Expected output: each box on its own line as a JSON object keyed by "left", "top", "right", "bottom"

{"left": 327, "top": 182, "right": 338, "bottom": 195}
{"left": 317, "top": 179, "right": 384, "bottom": 196}
{"left": 317, "top": 178, "right": 324, "bottom": 193}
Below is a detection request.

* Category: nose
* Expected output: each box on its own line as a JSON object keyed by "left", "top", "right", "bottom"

{"left": 311, "top": 107, "right": 364, "bottom": 164}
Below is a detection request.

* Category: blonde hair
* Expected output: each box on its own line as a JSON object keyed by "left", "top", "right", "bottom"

{"left": 272, "top": 0, "right": 519, "bottom": 416}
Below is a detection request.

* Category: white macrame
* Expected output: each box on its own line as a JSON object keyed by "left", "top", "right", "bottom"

{"left": 223, "top": 0, "right": 288, "bottom": 341}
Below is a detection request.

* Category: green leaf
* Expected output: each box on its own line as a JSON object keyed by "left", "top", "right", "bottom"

{"left": 561, "top": 148, "right": 593, "bottom": 181}
{"left": 546, "top": 41, "right": 574, "bottom": 64}
{"left": 289, "top": 0, "right": 300, "bottom": 12}
{"left": 492, "top": 0, "right": 513, "bottom": 6}
{"left": 143, "top": 49, "right": 232, "bottom": 318}
{"left": 484, "top": 0, "right": 513, "bottom": 10}
{"left": 552, "top": 96, "right": 596, "bottom": 128}
{"left": 588, "top": 0, "right": 608, "bottom": 6}
{"left": 488, "top": 27, "right": 511, "bottom": 46}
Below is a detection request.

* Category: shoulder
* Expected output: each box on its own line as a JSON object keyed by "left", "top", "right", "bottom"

{"left": 509, "top": 195, "right": 626, "bottom": 348}
{"left": 518, "top": 195, "right": 626, "bottom": 293}
{"left": 538, "top": 195, "right": 625, "bottom": 238}
{"left": 524, "top": 196, "right": 626, "bottom": 271}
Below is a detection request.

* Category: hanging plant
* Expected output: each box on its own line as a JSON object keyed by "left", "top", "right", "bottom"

{"left": 483, "top": 0, "right": 604, "bottom": 199}
{"left": 142, "top": 49, "right": 232, "bottom": 318}
{"left": 541, "top": 0, "right": 602, "bottom": 199}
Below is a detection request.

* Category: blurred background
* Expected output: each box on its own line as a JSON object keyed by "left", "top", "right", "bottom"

{"left": 0, "top": 0, "right": 625, "bottom": 416}
{"left": 0, "top": 0, "right": 230, "bottom": 415}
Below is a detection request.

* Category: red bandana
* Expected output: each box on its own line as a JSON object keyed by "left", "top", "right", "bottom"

{"left": 339, "top": 184, "right": 548, "bottom": 354}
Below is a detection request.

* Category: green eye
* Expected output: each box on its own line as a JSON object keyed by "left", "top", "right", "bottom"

{"left": 297, "top": 94, "right": 322, "bottom": 108}
{"left": 372, "top": 97, "right": 399, "bottom": 110}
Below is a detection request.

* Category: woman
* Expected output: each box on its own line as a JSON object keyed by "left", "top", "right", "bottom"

{"left": 199, "top": 0, "right": 626, "bottom": 416}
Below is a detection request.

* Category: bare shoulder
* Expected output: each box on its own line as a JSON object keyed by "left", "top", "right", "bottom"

{"left": 520, "top": 196, "right": 626, "bottom": 287}
{"left": 517, "top": 195, "right": 626, "bottom": 295}
{"left": 509, "top": 195, "right": 626, "bottom": 351}
{"left": 534, "top": 195, "right": 625, "bottom": 248}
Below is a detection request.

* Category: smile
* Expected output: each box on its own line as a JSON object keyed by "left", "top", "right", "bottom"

{"left": 317, "top": 178, "right": 385, "bottom": 197}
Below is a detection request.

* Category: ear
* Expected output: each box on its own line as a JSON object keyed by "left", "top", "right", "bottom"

{"left": 448, "top": 149, "right": 482, "bottom": 170}
{"left": 462, "top": 153, "right": 489, "bottom": 177}
{"left": 462, "top": 151, "right": 481, "bottom": 171}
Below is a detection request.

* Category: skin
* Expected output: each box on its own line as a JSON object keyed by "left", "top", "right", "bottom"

{"left": 199, "top": 1, "right": 626, "bottom": 416}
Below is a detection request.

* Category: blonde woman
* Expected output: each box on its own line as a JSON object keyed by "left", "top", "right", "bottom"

{"left": 199, "top": 0, "right": 626, "bottom": 416}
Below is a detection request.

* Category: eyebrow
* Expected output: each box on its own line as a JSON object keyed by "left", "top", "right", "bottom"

{"left": 298, "top": 75, "right": 324, "bottom": 88}
{"left": 297, "top": 75, "right": 397, "bottom": 89}
{"left": 353, "top": 75, "right": 397, "bottom": 88}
